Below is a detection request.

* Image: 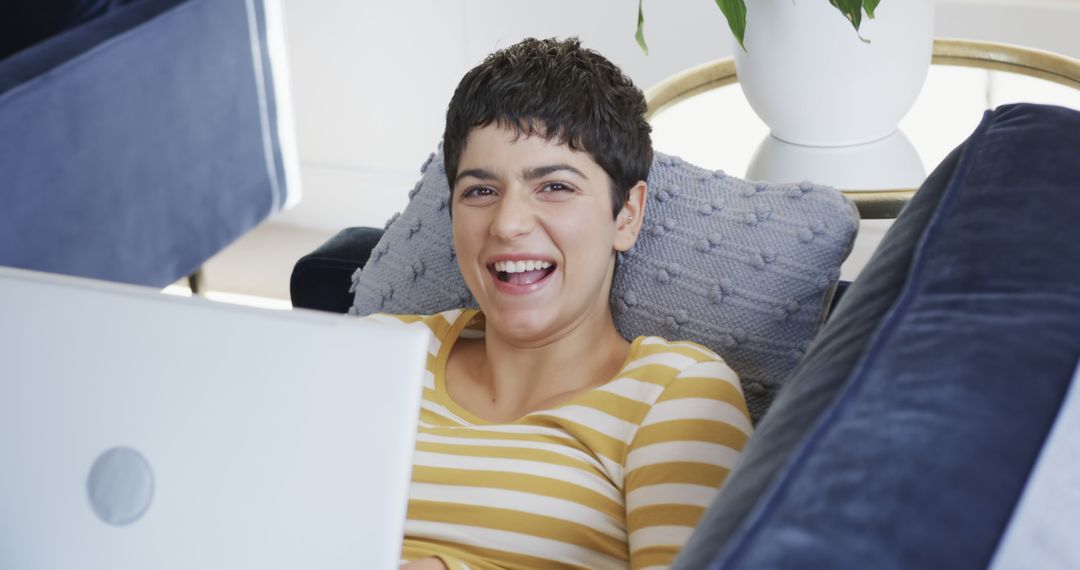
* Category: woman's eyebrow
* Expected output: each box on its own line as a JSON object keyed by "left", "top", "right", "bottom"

{"left": 523, "top": 164, "right": 588, "bottom": 181}
{"left": 455, "top": 164, "right": 589, "bottom": 186}
{"left": 454, "top": 168, "right": 497, "bottom": 186}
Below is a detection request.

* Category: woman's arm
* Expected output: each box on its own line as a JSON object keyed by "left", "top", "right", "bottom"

{"left": 624, "top": 358, "right": 753, "bottom": 569}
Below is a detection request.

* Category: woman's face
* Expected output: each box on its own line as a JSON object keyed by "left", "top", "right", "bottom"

{"left": 451, "top": 124, "right": 643, "bottom": 344}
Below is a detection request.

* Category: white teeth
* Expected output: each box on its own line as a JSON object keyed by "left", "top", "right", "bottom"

{"left": 494, "top": 260, "right": 553, "bottom": 273}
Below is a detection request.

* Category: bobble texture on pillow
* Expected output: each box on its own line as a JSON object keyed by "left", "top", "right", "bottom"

{"left": 350, "top": 150, "right": 858, "bottom": 421}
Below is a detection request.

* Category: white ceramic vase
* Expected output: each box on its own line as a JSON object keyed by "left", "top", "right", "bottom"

{"left": 734, "top": 0, "right": 935, "bottom": 147}
{"left": 746, "top": 130, "right": 926, "bottom": 189}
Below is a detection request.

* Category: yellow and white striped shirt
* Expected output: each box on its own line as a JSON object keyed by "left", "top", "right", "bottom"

{"left": 371, "top": 309, "right": 751, "bottom": 570}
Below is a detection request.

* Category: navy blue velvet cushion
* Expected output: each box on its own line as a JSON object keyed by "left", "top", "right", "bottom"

{"left": 677, "top": 103, "right": 1080, "bottom": 569}
{"left": 674, "top": 120, "right": 969, "bottom": 570}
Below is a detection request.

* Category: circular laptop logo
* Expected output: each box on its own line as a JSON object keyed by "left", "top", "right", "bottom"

{"left": 86, "top": 446, "right": 154, "bottom": 526}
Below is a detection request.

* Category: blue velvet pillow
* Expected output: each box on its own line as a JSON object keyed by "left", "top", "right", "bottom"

{"left": 675, "top": 122, "right": 970, "bottom": 570}
{"left": 695, "top": 104, "right": 1080, "bottom": 569}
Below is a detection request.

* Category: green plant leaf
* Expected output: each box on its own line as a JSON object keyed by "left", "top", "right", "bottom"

{"left": 635, "top": 0, "right": 649, "bottom": 54}
{"left": 830, "top": 0, "right": 863, "bottom": 30}
{"left": 715, "top": 0, "right": 748, "bottom": 51}
{"left": 864, "top": 0, "right": 880, "bottom": 19}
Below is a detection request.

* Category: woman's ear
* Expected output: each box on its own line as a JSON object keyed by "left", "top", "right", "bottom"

{"left": 614, "top": 181, "right": 647, "bottom": 252}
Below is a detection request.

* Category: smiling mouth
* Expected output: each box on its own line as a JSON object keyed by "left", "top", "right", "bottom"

{"left": 491, "top": 260, "right": 557, "bottom": 286}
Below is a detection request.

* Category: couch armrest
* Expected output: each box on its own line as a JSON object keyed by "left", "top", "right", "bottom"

{"left": 290, "top": 227, "right": 384, "bottom": 313}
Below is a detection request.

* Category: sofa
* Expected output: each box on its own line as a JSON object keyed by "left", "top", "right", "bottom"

{"left": 0, "top": 0, "right": 298, "bottom": 288}
{"left": 290, "top": 103, "right": 1080, "bottom": 568}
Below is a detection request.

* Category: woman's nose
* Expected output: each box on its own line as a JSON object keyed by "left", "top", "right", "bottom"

{"left": 490, "top": 192, "right": 536, "bottom": 240}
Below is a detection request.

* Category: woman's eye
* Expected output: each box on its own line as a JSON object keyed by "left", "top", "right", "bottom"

{"left": 461, "top": 186, "right": 496, "bottom": 199}
{"left": 541, "top": 182, "right": 574, "bottom": 193}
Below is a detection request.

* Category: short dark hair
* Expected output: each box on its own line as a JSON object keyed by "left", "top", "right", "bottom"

{"left": 443, "top": 37, "right": 652, "bottom": 217}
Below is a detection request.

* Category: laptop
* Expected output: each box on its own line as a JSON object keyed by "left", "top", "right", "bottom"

{"left": 0, "top": 267, "right": 429, "bottom": 569}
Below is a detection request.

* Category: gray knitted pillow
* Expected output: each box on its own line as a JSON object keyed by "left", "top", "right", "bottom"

{"left": 350, "top": 150, "right": 858, "bottom": 422}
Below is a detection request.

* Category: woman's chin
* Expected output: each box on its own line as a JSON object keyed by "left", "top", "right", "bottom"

{"left": 485, "top": 308, "right": 559, "bottom": 344}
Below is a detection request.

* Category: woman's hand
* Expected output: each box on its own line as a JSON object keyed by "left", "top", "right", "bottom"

{"left": 400, "top": 557, "right": 448, "bottom": 570}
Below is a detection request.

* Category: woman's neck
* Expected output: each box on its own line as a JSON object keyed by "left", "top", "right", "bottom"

{"left": 452, "top": 310, "right": 631, "bottom": 423}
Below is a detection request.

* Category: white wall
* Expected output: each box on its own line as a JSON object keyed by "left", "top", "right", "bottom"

{"left": 272, "top": 0, "right": 1080, "bottom": 232}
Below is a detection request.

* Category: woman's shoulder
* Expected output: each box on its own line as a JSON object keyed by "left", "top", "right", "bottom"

{"left": 627, "top": 336, "right": 737, "bottom": 380}
{"left": 361, "top": 308, "right": 481, "bottom": 341}
{"left": 625, "top": 336, "right": 751, "bottom": 437}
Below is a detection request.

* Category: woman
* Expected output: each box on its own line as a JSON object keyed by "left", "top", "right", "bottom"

{"left": 381, "top": 38, "right": 752, "bottom": 570}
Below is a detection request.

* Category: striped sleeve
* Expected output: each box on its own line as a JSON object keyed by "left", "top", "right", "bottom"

{"left": 623, "top": 358, "right": 752, "bottom": 570}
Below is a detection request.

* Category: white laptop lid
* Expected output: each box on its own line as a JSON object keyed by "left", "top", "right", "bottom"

{"left": 0, "top": 267, "right": 428, "bottom": 569}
